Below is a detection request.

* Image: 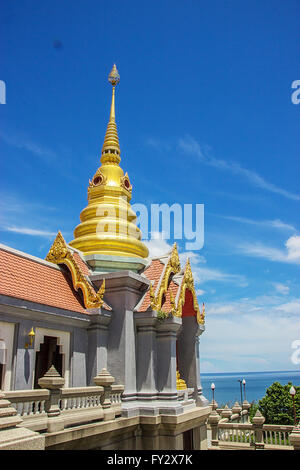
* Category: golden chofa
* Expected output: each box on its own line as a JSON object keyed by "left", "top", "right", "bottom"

{"left": 69, "top": 65, "right": 149, "bottom": 273}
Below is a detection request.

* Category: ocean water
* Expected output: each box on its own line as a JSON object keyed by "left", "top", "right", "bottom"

{"left": 201, "top": 370, "right": 300, "bottom": 406}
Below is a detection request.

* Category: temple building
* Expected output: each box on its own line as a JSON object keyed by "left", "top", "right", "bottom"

{"left": 0, "top": 65, "right": 210, "bottom": 450}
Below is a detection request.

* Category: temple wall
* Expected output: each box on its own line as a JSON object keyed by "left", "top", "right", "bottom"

{"left": 0, "top": 299, "right": 89, "bottom": 390}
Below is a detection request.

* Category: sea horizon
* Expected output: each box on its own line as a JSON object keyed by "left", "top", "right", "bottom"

{"left": 202, "top": 369, "right": 300, "bottom": 376}
{"left": 201, "top": 369, "right": 300, "bottom": 406}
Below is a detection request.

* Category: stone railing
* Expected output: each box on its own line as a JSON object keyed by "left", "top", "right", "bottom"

{"left": 5, "top": 389, "right": 50, "bottom": 420}
{"left": 4, "top": 366, "right": 124, "bottom": 433}
{"left": 208, "top": 407, "right": 295, "bottom": 450}
{"left": 111, "top": 384, "right": 125, "bottom": 416}
{"left": 218, "top": 422, "right": 255, "bottom": 444}
{"left": 262, "top": 424, "right": 294, "bottom": 447}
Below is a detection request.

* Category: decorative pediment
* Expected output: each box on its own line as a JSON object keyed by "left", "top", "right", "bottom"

{"left": 175, "top": 259, "right": 205, "bottom": 325}
{"left": 88, "top": 168, "right": 107, "bottom": 189}
{"left": 46, "top": 231, "right": 105, "bottom": 309}
{"left": 136, "top": 248, "right": 205, "bottom": 325}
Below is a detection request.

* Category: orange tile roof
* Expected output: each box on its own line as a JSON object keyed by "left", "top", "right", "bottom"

{"left": 161, "top": 279, "right": 180, "bottom": 313}
{"left": 138, "top": 259, "right": 165, "bottom": 312}
{"left": 0, "top": 248, "right": 88, "bottom": 314}
{"left": 72, "top": 251, "right": 90, "bottom": 276}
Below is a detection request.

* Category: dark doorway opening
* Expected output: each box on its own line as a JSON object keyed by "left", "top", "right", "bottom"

{"left": 34, "top": 336, "right": 63, "bottom": 389}
{"left": 183, "top": 429, "right": 194, "bottom": 450}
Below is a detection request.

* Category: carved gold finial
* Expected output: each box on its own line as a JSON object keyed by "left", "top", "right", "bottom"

{"left": 101, "top": 65, "right": 121, "bottom": 163}
{"left": 108, "top": 64, "right": 120, "bottom": 86}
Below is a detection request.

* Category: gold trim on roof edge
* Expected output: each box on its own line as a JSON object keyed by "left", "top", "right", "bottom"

{"left": 149, "top": 251, "right": 205, "bottom": 325}
{"left": 175, "top": 259, "right": 205, "bottom": 325}
{"left": 150, "top": 243, "right": 181, "bottom": 311}
{"left": 46, "top": 231, "right": 105, "bottom": 309}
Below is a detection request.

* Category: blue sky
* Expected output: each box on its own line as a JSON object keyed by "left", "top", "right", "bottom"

{"left": 1, "top": 0, "right": 299, "bottom": 374}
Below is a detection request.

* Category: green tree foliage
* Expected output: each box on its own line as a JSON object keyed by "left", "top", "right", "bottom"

{"left": 258, "top": 382, "right": 300, "bottom": 425}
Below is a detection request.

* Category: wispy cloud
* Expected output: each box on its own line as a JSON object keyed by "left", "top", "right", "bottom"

{"left": 144, "top": 232, "right": 173, "bottom": 257}
{"left": 206, "top": 294, "right": 300, "bottom": 316}
{"left": 201, "top": 307, "right": 300, "bottom": 372}
{"left": 1, "top": 226, "right": 57, "bottom": 238}
{"left": 0, "top": 131, "right": 57, "bottom": 164}
{"left": 239, "top": 235, "right": 300, "bottom": 265}
{"left": 274, "top": 300, "right": 300, "bottom": 315}
{"left": 144, "top": 232, "right": 247, "bottom": 286}
{"left": 0, "top": 193, "right": 66, "bottom": 243}
{"left": 272, "top": 283, "right": 290, "bottom": 295}
{"left": 178, "top": 135, "right": 300, "bottom": 202}
{"left": 214, "top": 214, "right": 297, "bottom": 232}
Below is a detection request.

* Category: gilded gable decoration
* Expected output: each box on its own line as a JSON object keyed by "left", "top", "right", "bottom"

{"left": 46, "top": 231, "right": 105, "bottom": 309}
{"left": 176, "top": 259, "right": 205, "bottom": 325}
{"left": 88, "top": 168, "right": 107, "bottom": 189}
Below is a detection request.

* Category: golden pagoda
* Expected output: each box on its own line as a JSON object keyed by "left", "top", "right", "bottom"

{"left": 69, "top": 65, "right": 149, "bottom": 272}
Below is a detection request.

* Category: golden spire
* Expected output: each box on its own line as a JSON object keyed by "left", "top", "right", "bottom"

{"left": 69, "top": 65, "right": 149, "bottom": 268}
{"left": 101, "top": 64, "right": 121, "bottom": 164}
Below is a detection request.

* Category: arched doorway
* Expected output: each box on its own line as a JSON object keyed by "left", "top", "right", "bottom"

{"left": 34, "top": 336, "right": 63, "bottom": 388}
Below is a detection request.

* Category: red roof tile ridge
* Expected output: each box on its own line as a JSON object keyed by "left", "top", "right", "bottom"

{"left": 0, "top": 243, "right": 61, "bottom": 271}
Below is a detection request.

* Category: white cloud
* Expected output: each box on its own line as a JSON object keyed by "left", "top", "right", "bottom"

{"left": 2, "top": 226, "right": 57, "bottom": 237}
{"left": 273, "top": 283, "right": 290, "bottom": 295}
{"left": 275, "top": 300, "right": 300, "bottom": 315}
{"left": 201, "top": 308, "right": 300, "bottom": 372}
{"left": 206, "top": 295, "right": 300, "bottom": 317}
{"left": 0, "top": 193, "right": 68, "bottom": 243}
{"left": 180, "top": 251, "right": 206, "bottom": 265}
{"left": 192, "top": 266, "right": 247, "bottom": 286}
{"left": 144, "top": 232, "right": 173, "bottom": 257}
{"left": 285, "top": 235, "right": 300, "bottom": 262}
{"left": 215, "top": 214, "right": 297, "bottom": 232}
{"left": 0, "top": 131, "right": 57, "bottom": 163}
{"left": 239, "top": 235, "right": 300, "bottom": 265}
{"left": 196, "top": 288, "right": 206, "bottom": 296}
{"left": 178, "top": 135, "right": 300, "bottom": 201}
{"left": 145, "top": 232, "right": 246, "bottom": 286}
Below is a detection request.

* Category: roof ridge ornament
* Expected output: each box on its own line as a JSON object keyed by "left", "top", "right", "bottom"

{"left": 175, "top": 259, "right": 205, "bottom": 324}
{"left": 46, "top": 231, "right": 105, "bottom": 309}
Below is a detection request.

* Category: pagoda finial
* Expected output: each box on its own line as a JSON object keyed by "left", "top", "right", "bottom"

{"left": 101, "top": 64, "right": 121, "bottom": 163}
{"left": 108, "top": 64, "right": 120, "bottom": 87}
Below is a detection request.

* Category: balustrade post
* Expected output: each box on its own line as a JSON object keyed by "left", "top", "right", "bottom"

{"left": 242, "top": 400, "right": 251, "bottom": 422}
{"left": 221, "top": 405, "right": 232, "bottom": 421}
{"left": 210, "top": 399, "right": 218, "bottom": 411}
{"left": 94, "top": 368, "right": 115, "bottom": 421}
{"left": 38, "top": 365, "right": 65, "bottom": 433}
{"left": 208, "top": 409, "right": 220, "bottom": 447}
{"left": 231, "top": 401, "right": 242, "bottom": 422}
{"left": 252, "top": 410, "right": 265, "bottom": 450}
{"left": 289, "top": 423, "right": 300, "bottom": 450}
